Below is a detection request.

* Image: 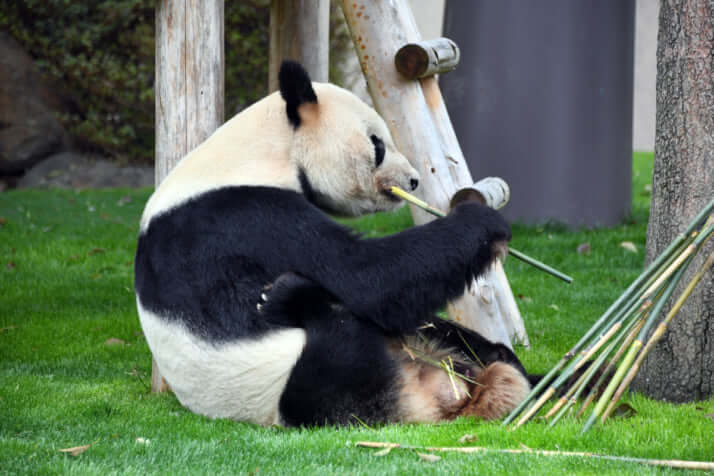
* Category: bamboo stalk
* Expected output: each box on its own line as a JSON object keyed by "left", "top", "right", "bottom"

{"left": 601, "top": 247, "right": 714, "bottom": 422}
{"left": 576, "top": 317, "right": 646, "bottom": 418}
{"left": 514, "top": 387, "right": 555, "bottom": 428}
{"left": 511, "top": 222, "right": 702, "bottom": 426}
{"left": 581, "top": 252, "right": 695, "bottom": 434}
{"left": 547, "top": 310, "right": 645, "bottom": 425}
{"left": 390, "top": 186, "right": 573, "bottom": 283}
{"left": 355, "top": 441, "right": 714, "bottom": 470}
{"left": 546, "top": 318, "right": 633, "bottom": 422}
{"left": 506, "top": 206, "right": 711, "bottom": 426}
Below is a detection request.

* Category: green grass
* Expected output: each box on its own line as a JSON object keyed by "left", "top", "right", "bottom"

{"left": 1, "top": 152, "right": 712, "bottom": 475}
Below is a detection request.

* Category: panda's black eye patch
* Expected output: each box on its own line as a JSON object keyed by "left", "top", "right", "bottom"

{"left": 370, "top": 135, "right": 385, "bottom": 167}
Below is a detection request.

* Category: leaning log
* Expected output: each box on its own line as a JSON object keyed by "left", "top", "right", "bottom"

{"left": 340, "top": 0, "right": 528, "bottom": 348}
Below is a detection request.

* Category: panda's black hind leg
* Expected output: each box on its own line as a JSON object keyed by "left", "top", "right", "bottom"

{"left": 278, "top": 307, "right": 401, "bottom": 426}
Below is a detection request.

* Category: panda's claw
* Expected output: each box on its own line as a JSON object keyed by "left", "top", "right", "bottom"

{"left": 256, "top": 303, "right": 263, "bottom": 312}
{"left": 261, "top": 293, "right": 268, "bottom": 303}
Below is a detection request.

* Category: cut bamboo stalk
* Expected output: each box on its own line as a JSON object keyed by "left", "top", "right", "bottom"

{"left": 355, "top": 441, "right": 714, "bottom": 470}
{"left": 582, "top": 254, "right": 695, "bottom": 433}
{"left": 390, "top": 186, "right": 573, "bottom": 283}
{"left": 576, "top": 316, "right": 645, "bottom": 418}
{"left": 509, "top": 225, "right": 701, "bottom": 425}
{"left": 506, "top": 201, "right": 711, "bottom": 426}
{"left": 549, "top": 312, "right": 646, "bottom": 425}
{"left": 601, "top": 246, "right": 714, "bottom": 422}
{"left": 514, "top": 387, "right": 555, "bottom": 428}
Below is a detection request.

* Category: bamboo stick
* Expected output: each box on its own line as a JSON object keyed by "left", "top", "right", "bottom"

{"left": 355, "top": 441, "right": 714, "bottom": 470}
{"left": 601, "top": 246, "right": 714, "bottom": 422}
{"left": 581, "top": 254, "right": 694, "bottom": 434}
{"left": 507, "top": 205, "right": 711, "bottom": 426}
{"left": 390, "top": 186, "right": 573, "bottom": 283}
{"left": 576, "top": 316, "right": 646, "bottom": 418}
{"left": 546, "top": 318, "right": 632, "bottom": 421}
{"left": 505, "top": 219, "right": 701, "bottom": 425}
{"left": 549, "top": 313, "right": 646, "bottom": 426}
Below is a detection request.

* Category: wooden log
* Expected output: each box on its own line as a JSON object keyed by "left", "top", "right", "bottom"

{"left": 268, "top": 0, "right": 330, "bottom": 92}
{"left": 395, "top": 38, "right": 460, "bottom": 79}
{"left": 340, "top": 0, "right": 528, "bottom": 348}
{"left": 153, "top": 0, "right": 225, "bottom": 392}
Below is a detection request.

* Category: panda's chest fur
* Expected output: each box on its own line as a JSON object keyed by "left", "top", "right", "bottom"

{"left": 136, "top": 186, "right": 323, "bottom": 341}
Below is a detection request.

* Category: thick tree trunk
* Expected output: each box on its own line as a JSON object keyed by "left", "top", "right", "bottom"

{"left": 632, "top": 0, "right": 713, "bottom": 401}
{"left": 268, "top": 0, "right": 330, "bottom": 92}
{"left": 153, "top": 0, "right": 225, "bottom": 392}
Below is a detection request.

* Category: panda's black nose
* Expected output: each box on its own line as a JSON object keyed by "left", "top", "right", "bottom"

{"left": 410, "top": 178, "right": 419, "bottom": 191}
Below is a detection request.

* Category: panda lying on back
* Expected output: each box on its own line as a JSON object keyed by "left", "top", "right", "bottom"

{"left": 135, "top": 61, "right": 535, "bottom": 427}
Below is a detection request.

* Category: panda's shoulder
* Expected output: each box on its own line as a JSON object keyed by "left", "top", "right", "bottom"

{"left": 145, "top": 185, "right": 331, "bottom": 233}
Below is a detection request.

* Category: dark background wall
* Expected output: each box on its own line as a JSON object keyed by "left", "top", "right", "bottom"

{"left": 441, "top": 0, "right": 635, "bottom": 227}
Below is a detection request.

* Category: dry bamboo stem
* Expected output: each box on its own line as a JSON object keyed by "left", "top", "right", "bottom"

{"left": 355, "top": 441, "right": 714, "bottom": 470}
{"left": 547, "top": 312, "right": 645, "bottom": 424}
{"left": 505, "top": 205, "right": 712, "bottom": 426}
{"left": 576, "top": 317, "right": 645, "bottom": 418}
{"left": 512, "top": 224, "right": 700, "bottom": 425}
{"left": 582, "top": 252, "right": 696, "bottom": 433}
{"left": 601, "top": 247, "right": 714, "bottom": 422}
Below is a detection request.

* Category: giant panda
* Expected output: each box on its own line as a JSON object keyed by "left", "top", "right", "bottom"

{"left": 135, "top": 61, "right": 535, "bottom": 427}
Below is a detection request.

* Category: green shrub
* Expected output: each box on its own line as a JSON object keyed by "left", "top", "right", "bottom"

{"left": 1, "top": 1, "right": 350, "bottom": 163}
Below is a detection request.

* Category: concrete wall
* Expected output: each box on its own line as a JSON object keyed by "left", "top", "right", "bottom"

{"left": 408, "top": 0, "right": 657, "bottom": 152}
{"left": 633, "top": 0, "right": 658, "bottom": 151}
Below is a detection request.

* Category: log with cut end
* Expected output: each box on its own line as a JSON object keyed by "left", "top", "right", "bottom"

{"left": 395, "top": 38, "right": 460, "bottom": 79}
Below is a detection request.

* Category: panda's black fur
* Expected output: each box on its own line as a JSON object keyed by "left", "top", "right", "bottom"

{"left": 135, "top": 61, "right": 536, "bottom": 426}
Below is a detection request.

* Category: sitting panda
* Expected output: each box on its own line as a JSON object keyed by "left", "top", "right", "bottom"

{"left": 135, "top": 61, "right": 535, "bottom": 427}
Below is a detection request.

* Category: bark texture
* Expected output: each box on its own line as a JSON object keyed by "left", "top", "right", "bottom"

{"left": 153, "top": 0, "right": 225, "bottom": 392}
{"left": 633, "top": 0, "right": 713, "bottom": 401}
{"left": 268, "top": 0, "right": 330, "bottom": 92}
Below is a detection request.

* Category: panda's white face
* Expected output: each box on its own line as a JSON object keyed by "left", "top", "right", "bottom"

{"left": 290, "top": 83, "right": 420, "bottom": 217}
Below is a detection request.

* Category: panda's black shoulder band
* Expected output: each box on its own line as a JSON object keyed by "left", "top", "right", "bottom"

{"left": 279, "top": 61, "right": 318, "bottom": 128}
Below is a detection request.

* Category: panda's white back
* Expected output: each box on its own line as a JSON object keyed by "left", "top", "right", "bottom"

{"left": 140, "top": 90, "right": 297, "bottom": 231}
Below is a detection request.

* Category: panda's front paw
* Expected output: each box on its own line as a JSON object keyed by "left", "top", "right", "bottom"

{"left": 451, "top": 202, "right": 511, "bottom": 244}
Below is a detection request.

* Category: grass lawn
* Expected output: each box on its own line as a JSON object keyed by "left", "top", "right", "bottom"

{"left": 1, "top": 152, "right": 712, "bottom": 475}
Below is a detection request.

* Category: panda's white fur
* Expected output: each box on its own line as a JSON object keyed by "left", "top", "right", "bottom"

{"left": 135, "top": 61, "right": 533, "bottom": 426}
{"left": 141, "top": 82, "right": 415, "bottom": 231}
{"left": 137, "top": 303, "right": 304, "bottom": 425}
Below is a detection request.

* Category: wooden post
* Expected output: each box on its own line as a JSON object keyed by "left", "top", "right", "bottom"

{"left": 340, "top": 0, "right": 528, "bottom": 348}
{"left": 153, "top": 0, "right": 225, "bottom": 392}
{"left": 268, "top": 0, "right": 330, "bottom": 92}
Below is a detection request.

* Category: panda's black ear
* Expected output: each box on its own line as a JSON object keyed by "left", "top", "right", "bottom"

{"left": 279, "top": 61, "right": 318, "bottom": 128}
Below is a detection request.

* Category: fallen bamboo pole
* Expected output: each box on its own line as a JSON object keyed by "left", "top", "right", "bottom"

{"left": 601, "top": 246, "right": 714, "bottom": 422}
{"left": 503, "top": 207, "right": 711, "bottom": 426}
{"left": 355, "top": 441, "right": 714, "bottom": 470}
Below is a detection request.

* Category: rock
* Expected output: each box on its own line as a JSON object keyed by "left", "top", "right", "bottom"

{"left": 17, "top": 152, "right": 154, "bottom": 189}
{"left": 0, "top": 30, "right": 70, "bottom": 174}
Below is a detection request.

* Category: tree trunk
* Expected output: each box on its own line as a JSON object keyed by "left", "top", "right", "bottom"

{"left": 268, "top": 0, "right": 330, "bottom": 92}
{"left": 632, "top": 0, "right": 713, "bottom": 401}
{"left": 153, "top": 0, "right": 225, "bottom": 392}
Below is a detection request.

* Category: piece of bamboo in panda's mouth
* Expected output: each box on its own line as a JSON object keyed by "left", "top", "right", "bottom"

{"left": 390, "top": 186, "right": 573, "bottom": 284}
